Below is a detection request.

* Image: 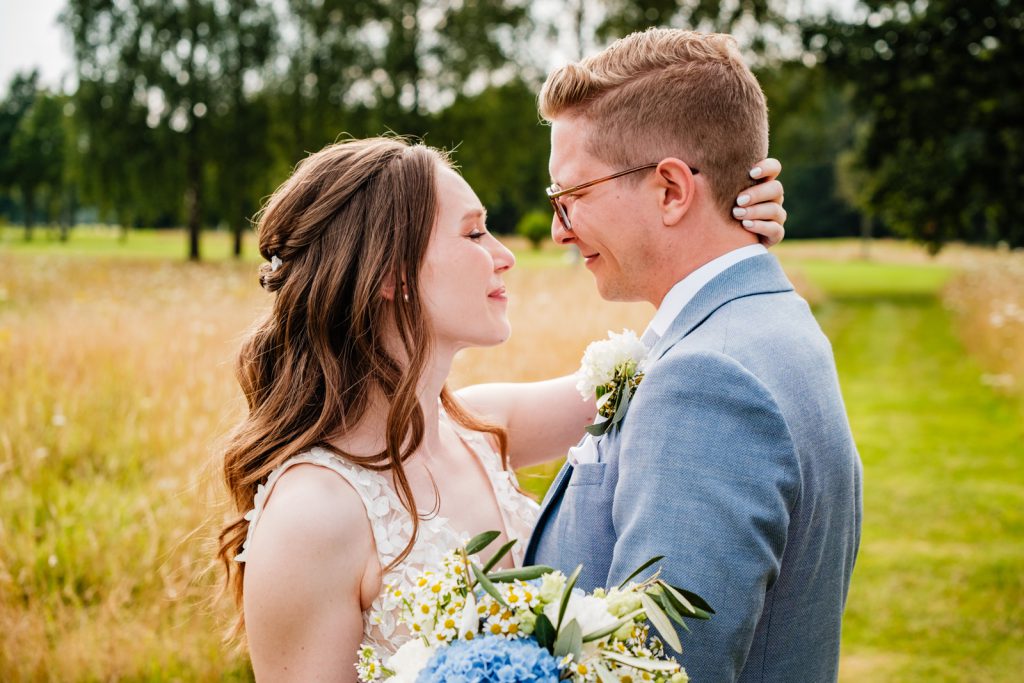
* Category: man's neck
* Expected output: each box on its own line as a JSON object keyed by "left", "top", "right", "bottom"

{"left": 650, "top": 229, "right": 759, "bottom": 306}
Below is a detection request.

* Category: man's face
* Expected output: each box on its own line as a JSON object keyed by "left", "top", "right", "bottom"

{"left": 548, "top": 117, "right": 658, "bottom": 302}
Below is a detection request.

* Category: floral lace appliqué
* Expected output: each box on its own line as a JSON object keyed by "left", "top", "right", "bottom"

{"left": 235, "top": 413, "right": 539, "bottom": 656}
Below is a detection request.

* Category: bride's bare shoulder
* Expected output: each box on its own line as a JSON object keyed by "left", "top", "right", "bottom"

{"left": 243, "top": 463, "right": 372, "bottom": 680}
{"left": 247, "top": 462, "right": 374, "bottom": 564}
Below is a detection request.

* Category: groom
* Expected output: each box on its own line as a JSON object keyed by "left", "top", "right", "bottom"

{"left": 524, "top": 29, "right": 863, "bottom": 682}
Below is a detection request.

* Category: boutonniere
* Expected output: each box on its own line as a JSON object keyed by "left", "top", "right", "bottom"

{"left": 576, "top": 329, "right": 649, "bottom": 437}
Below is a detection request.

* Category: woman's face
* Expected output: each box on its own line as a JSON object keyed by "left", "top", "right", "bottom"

{"left": 419, "top": 164, "right": 515, "bottom": 353}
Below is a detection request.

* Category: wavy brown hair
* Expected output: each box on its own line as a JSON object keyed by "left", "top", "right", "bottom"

{"left": 217, "top": 137, "right": 508, "bottom": 624}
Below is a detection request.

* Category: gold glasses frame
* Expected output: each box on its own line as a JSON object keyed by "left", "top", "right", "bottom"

{"left": 545, "top": 162, "right": 699, "bottom": 232}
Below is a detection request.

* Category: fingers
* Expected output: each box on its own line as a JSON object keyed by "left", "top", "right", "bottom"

{"left": 732, "top": 199, "right": 787, "bottom": 225}
{"left": 739, "top": 220, "right": 785, "bottom": 247}
{"left": 749, "top": 158, "right": 782, "bottom": 181}
{"left": 736, "top": 179, "right": 784, "bottom": 208}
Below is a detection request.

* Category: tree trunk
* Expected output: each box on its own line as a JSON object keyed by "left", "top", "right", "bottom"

{"left": 859, "top": 211, "right": 872, "bottom": 260}
{"left": 232, "top": 214, "right": 243, "bottom": 258}
{"left": 22, "top": 187, "right": 35, "bottom": 241}
{"left": 186, "top": 119, "right": 202, "bottom": 261}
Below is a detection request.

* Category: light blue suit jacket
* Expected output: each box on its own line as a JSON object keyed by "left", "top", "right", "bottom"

{"left": 525, "top": 254, "right": 862, "bottom": 682}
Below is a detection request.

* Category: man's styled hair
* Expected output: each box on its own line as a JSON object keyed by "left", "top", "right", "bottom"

{"left": 540, "top": 28, "right": 769, "bottom": 214}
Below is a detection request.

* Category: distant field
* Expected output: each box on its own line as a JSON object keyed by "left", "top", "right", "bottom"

{"left": 1, "top": 236, "right": 1021, "bottom": 681}
{"left": 0, "top": 224, "right": 567, "bottom": 268}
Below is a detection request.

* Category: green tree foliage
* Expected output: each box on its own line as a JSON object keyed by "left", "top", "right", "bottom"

{"left": 63, "top": 0, "right": 278, "bottom": 259}
{"left": 516, "top": 210, "right": 552, "bottom": 250}
{"left": 805, "top": 1, "right": 1024, "bottom": 251}
{"left": 431, "top": 79, "right": 550, "bottom": 233}
{"left": 4, "top": 83, "right": 67, "bottom": 240}
{"left": 596, "top": 0, "right": 786, "bottom": 48}
{"left": 757, "top": 61, "right": 864, "bottom": 238}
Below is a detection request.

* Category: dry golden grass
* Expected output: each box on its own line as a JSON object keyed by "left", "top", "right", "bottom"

{"left": 942, "top": 250, "right": 1024, "bottom": 399}
{"left": 0, "top": 252, "right": 661, "bottom": 680}
{"left": 7, "top": 240, "right": 1003, "bottom": 681}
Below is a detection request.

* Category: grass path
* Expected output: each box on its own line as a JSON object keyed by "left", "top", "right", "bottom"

{"left": 795, "top": 260, "right": 1024, "bottom": 682}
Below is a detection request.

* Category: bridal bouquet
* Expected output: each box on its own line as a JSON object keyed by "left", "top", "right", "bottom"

{"left": 357, "top": 531, "right": 713, "bottom": 683}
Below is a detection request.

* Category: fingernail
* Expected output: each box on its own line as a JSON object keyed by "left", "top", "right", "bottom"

{"left": 732, "top": 207, "right": 747, "bottom": 218}
{"left": 742, "top": 220, "right": 753, "bottom": 228}
{"left": 737, "top": 194, "right": 751, "bottom": 206}
{"left": 749, "top": 166, "right": 763, "bottom": 179}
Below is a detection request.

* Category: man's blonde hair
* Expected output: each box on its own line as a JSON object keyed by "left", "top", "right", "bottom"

{"left": 540, "top": 28, "right": 768, "bottom": 213}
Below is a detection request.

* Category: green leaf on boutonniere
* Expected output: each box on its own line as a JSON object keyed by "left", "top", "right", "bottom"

{"left": 585, "top": 417, "right": 611, "bottom": 437}
{"left": 611, "top": 378, "right": 632, "bottom": 424}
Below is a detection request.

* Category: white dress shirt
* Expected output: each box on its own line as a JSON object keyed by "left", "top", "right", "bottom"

{"left": 568, "top": 243, "right": 767, "bottom": 466}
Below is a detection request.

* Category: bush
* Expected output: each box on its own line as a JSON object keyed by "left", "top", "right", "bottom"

{"left": 516, "top": 210, "right": 551, "bottom": 251}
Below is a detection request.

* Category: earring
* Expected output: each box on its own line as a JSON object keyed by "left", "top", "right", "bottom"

{"left": 403, "top": 292, "right": 410, "bottom": 302}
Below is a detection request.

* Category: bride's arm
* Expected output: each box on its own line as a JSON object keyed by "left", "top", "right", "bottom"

{"left": 458, "top": 375, "right": 595, "bottom": 469}
{"left": 243, "top": 464, "right": 374, "bottom": 682}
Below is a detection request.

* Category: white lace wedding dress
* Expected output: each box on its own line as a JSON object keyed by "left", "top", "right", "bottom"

{"left": 234, "top": 409, "right": 540, "bottom": 656}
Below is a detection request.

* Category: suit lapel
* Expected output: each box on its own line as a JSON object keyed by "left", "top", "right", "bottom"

{"left": 524, "top": 458, "right": 573, "bottom": 561}
{"left": 649, "top": 253, "right": 794, "bottom": 362}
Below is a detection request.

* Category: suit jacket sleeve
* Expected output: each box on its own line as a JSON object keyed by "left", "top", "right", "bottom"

{"left": 607, "top": 350, "right": 801, "bottom": 681}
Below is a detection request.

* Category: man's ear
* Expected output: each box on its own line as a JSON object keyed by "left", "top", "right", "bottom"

{"left": 655, "top": 158, "right": 698, "bottom": 226}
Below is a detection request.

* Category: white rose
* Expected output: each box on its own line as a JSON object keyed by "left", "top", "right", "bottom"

{"left": 384, "top": 638, "right": 435, "bottom": 683}
{"left": 576, "top": 329, "right": 649, "bottom": 399}
{"left": 543, "top": 591, "right": 618, "bottom": 637}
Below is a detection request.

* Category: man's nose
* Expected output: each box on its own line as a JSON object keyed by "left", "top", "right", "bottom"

{"left": 551, "top": 213, "right": 574, "bottom": 245}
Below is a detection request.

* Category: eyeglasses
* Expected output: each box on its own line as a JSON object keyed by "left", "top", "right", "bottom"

{"left": 545, "top": 162, "right": 699, "bottom": 232}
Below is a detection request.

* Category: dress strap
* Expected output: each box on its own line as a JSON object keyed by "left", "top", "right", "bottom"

{"left": 234, "top": 447, "right": 413, "bottom": 567}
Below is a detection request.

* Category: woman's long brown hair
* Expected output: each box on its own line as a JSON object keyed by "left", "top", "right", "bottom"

{"left": 217, "top": 137, "right": 508, "bottom": 627}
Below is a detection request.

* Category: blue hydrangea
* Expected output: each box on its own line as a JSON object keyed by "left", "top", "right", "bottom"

{"left": 416, "top": 635, "right": 560, "bottom": 683}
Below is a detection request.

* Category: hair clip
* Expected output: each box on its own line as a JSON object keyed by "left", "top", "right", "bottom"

{"left": 270, "top": 255, "right": 283, "bottom": 272}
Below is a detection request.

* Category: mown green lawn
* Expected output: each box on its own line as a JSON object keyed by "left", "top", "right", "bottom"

{"left": 803, "top": 261, "right": 1023, "bottom": 682}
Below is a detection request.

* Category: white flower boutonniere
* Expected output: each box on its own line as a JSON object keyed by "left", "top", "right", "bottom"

{"left": 576, "top": 329, "right": 649, "bottom": 437}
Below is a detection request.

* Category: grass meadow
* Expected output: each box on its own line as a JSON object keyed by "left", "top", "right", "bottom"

{"left": 1, "top": 227, "right": 1022, "bottom": 681}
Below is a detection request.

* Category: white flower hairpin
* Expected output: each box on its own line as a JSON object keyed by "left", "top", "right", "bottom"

{"left": 270, "top": 255, "right": 283, "bottom": 272}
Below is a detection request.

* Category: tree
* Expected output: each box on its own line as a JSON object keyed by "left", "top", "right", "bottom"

{"left": 63, "top": 0, "right": 280, "bottom": 260}
{"left": 805, "top": 0, "right": 1024, "bottom": 251}
{"left": 431, "top": 79, "right": 551, "bottom": 233}
{"left": 209, "top": 0, "right": 276, "bottom": 258}
{"left": 516, "top": 210, "right": 551, "bottom": 250}
{"left": 6, "top": 89, "right": 67, "bottom": 240}
{"left": 0, "top": 72, "right": 42, "bottom": 231}
{"left": 596, "top": 0, "right": 790, "bottom": 52}
{"left": 756, "top": 61, "right": 864, "bottom": 239}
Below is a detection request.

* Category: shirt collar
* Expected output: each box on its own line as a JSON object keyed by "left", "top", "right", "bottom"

{"left": 645, "top": 243, "right": 768, "bottom": 339}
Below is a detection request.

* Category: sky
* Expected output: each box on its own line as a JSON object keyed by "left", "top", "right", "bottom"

{"left": 0, "top": 0, "right": 74, "bottom": 94}
{"left": 0, "top": 0, "right": 859, "bottom": 97}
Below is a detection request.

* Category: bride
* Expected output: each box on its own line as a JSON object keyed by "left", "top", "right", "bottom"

{"left": 217, "top": 137, "right": 786, "bottom": 680}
